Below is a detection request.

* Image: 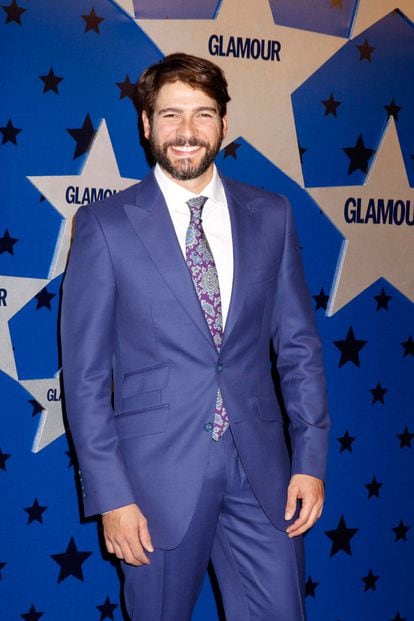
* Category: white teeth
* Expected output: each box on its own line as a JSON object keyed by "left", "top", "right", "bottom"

{"left": 172, "top": 145, "right": 200, "bottom": 153}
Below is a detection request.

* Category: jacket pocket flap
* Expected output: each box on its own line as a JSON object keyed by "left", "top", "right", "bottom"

{"left": 122, "top": 363, "right": 170, "bottom": 397}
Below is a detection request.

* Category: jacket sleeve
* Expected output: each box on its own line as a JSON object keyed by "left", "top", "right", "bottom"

{"left": 61, "top": 206, "right": 136, "bottom": 516}
{"left": 271, "top": 197, "right": 330, "bottom": 481}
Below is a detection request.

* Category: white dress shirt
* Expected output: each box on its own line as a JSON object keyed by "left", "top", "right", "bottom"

{"left": 154, "top": 164, "right": 234, "bottom": 328}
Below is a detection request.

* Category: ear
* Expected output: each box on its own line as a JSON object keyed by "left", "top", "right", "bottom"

{"left": 142, "top": 111, "right": 151, "bottom": 140}
{"left": 221, "top": 114, "right": 228, "bottom": 139}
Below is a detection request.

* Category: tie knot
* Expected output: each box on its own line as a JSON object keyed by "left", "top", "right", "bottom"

{"left": 187, "top": 196, "right": 208, "bottom": 221}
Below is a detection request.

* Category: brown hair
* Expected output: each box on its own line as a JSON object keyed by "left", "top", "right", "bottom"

{"left": 133, "top": 53, "right": 231, "bottom": 119}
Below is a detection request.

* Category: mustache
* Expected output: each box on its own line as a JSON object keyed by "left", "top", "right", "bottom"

{"left": 164, "top": 137, "right": 209, "bottom": 149}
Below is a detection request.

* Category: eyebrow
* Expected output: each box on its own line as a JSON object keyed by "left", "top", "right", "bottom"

{"left": 157, "top": 106, "right": 218, "bottom": 115}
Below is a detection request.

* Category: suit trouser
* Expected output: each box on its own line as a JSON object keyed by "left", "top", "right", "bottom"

{"left": 121, "top": 427, "right": 306, "bottom": 621}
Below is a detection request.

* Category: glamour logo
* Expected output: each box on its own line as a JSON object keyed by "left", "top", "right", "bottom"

{"left": 65, "top": 186, "right": 118, "bottom": 206}
{"left": 208, "top": 34, "right": 281, "bottom": 61}
{"left": 47, "top": 388, "right": 61, "bottom": 402}
{"left": 0, "top": 289, "right": 7, "bottom": 306}
{"left": 344, "top": 197, "right": 414, "bottom": 226}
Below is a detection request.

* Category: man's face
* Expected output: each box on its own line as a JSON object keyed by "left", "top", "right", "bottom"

{"left": 142, "top": 81, "right": 228, "bottom": 186}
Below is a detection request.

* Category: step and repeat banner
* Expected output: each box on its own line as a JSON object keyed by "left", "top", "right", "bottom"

{"left": 1, "top": 1, "right": 413, "bottom": 619}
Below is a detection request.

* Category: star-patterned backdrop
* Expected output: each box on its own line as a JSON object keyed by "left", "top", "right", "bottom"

{"left": 1, "top": 0, "right": 413, "bottom": 619}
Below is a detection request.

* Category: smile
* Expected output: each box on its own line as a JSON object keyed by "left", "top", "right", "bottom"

{"left": 170, "top": 145, "right": 202, "bottom": 154}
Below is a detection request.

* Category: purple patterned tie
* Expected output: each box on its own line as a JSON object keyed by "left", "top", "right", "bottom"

{"left": 185, "top": 196, "right": 229, "bottom": 441}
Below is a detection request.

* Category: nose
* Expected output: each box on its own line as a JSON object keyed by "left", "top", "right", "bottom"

{"left": 177, "top": 116, "right": 197, "bottom": 139}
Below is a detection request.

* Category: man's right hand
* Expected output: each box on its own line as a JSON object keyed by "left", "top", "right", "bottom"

{"left": 102, "top": 503, "right": 154, "bottom": 566}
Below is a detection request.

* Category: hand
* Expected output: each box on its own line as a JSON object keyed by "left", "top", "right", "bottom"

{"left": 285, "top": 474, "right": 324, "bottom": 538}
{"left": 102, "top": 503, "right": 154, "bottom": 566}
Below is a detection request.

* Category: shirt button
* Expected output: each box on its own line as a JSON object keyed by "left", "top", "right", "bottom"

{"left": 204, "top": 422, "right": 213, "bottom": 432}
{"left": 217, "top": 364, "right": 223, "bottom": 373}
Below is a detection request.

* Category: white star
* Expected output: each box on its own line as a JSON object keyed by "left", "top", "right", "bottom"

{"left": 308, "top": 118, "right": 414, "bottom": 315}
{"left": 28, "top": 120, "right": 139, "bottom": 279}
{"left": 20, "top": 372, "right": 64, "bottom": 452}
{"left": 0, "top": 276, "right": 48, "bottom": 379}
{"left": 136, "top": 0, "right": 345, "bottom": 185}
{"left": 351, "top": 1, "right": 414, "bottom": 38}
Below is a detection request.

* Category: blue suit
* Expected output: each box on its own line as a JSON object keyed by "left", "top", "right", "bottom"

{"left": 61, "top": 170, "right": 329, "bottom": 618}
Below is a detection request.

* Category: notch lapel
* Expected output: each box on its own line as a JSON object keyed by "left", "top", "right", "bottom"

{"left": 221, "top": 178, "right": 261, "bottom": 350}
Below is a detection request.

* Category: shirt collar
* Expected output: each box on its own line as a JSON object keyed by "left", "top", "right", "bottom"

{"left": 154, "top": 163, "right": 226, "bottom": 213}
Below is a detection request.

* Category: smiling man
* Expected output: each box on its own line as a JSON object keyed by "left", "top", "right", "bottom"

{"left": 61, "top": 53, "right": 330, "bottom": 621}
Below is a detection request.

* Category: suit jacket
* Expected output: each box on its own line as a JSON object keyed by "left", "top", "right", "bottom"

{"left": 61, "top": 170, "right": 330, "bottom": 550}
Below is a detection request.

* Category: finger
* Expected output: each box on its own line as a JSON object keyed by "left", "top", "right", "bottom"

{"left": 139, "top": 519, "right": 154, "bottom": 553}
{"left": 122, "top": 541, "right": 146, "bottom": 567}
{"left": 287, "top": 505, "right": 321, "bottom": 537}
{"left": 129, "top": 536, "right": 150, "bottom": 565}
{"left": 113, "top": 542, "right": 125, "bottom": 560}
{"left": 105, "top": 538, "right": 115, "bottom": 554}
{"left": 286, "top": 498, "right": 313, "bottom": 533}
{"left": 284, "top": 487, "right": 299, "bottom": 521}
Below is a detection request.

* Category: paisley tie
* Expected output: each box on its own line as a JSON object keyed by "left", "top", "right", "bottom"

{"left": 185, "top": 196, "right": 229, "bottom": 440}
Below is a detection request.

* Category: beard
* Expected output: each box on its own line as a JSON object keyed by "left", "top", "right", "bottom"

{"left": 149, "top": 129, "right": 223, "bottom": 181}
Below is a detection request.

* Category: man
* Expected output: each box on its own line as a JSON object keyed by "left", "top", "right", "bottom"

{"left": 61, "top": 53, "right": 330, "bottom": 620}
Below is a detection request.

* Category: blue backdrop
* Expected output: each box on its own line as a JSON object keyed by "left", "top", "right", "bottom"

{"left": 1, "top": 1, "right": 413, "bottom": 620}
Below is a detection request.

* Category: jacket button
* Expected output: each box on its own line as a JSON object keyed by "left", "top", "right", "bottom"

{"left": 217, "top": 364, "right": 223, "bottom": 373}
{"left": 204, "top": 422, "right": 213, "bottom": 432}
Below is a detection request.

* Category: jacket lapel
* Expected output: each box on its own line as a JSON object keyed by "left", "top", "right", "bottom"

{"left": 221, "top": 177, "right": 260, "bottom": 350}
{"left": 123, "top": 173, "right": 216, "bottom": 350}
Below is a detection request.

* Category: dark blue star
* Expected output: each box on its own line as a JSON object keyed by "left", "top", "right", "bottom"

{"left": 312, "top": 288, "right": 329, "bottom": 311}
{"left": 384, "top": 98, "right": 402, "bottom": 121}
{"left": 334, "top": 326, "right": 367, "bottom": 367}
{"left": 343, "top": 134, "right": 375, "bottom": 175}
{"left": 223, "top": 141, "right": 241, "bottom": 159}
{"left": 67, "top": 113, "right": 96, "bottom": 159}
{"left": 0, "top": 118, "right": 22, "bottom": 146}
{"left": 338, "top": 430, "right": 355, "bottom": 453}
{"left": 325, "top": 515, "right": 358, "bottom": 556}
{"left": 397, "top": 426, "right": 414, "bottom": 448}
{"left": 50, "top": 537, "right": 92, "bottom": 582}
{"left": 97, "top": 596, "right": 118, "bottom": 620}
{"left": 365, "top": 476, "right": 383, "bottom": 499}
{"left": 20, "top": 604, "right": 44, "bottom": 620}
{"left": 24, "top": 498, "right": 47, "bottom": 524}
{"left": 39, "top": 67, "right": 63, "bottom": 94}
{"left": 0, "top": 448, "right": 11, "bottom": 471}
{"left": 0, "top": 229, "right": 18, "bottom": 255}
{"left": 322, "top": 93, "right": 341, "bottom": 117}
{"left": 401, "top": 335, "right": 414, "bottom": 357}
{"left": 369, "top": 382, "right": 387, "bottom": 404}
{"left": 374, "top": 287, "right": 391, "bottom": 310}
{"left": 82, "top": 7, "right": 104, "bottom": 33}
{"left": 305, "top": 575, "right": 319, "bottom": 598}
{"left": 392, "top": 520, "right": 410, "bottom": 542}
{"left": 362, "top": 569, "right": 379, "bottom": 591}
{"left": 2, "top": 0, "right": 26, "bottom": 24}
{"left": 35, "top": 287, "right": 56, "bottom": 310}
{"left": 357, "top": 39, "right": 375, "bottom": 62}
{"left": 116, "top": 74, "right": 136, "bottom": 100}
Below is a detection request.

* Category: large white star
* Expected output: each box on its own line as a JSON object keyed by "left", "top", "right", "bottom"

{"left": 308, "top": 118, "right": 414, "bottom": 315}
{"left": 28, "top": 120, "right": 139, "bottom": 279}
{"left": 20, "top": 372, "right": 64, "bottom": 452}
{"left": 135, "top": 0, "right": 345, "bottom": 185}
{"left": 0, "top": 276, "right": 48, "bottom": 379}
{"left": 351, "top": 1, "right": 414, "bottom": 37}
